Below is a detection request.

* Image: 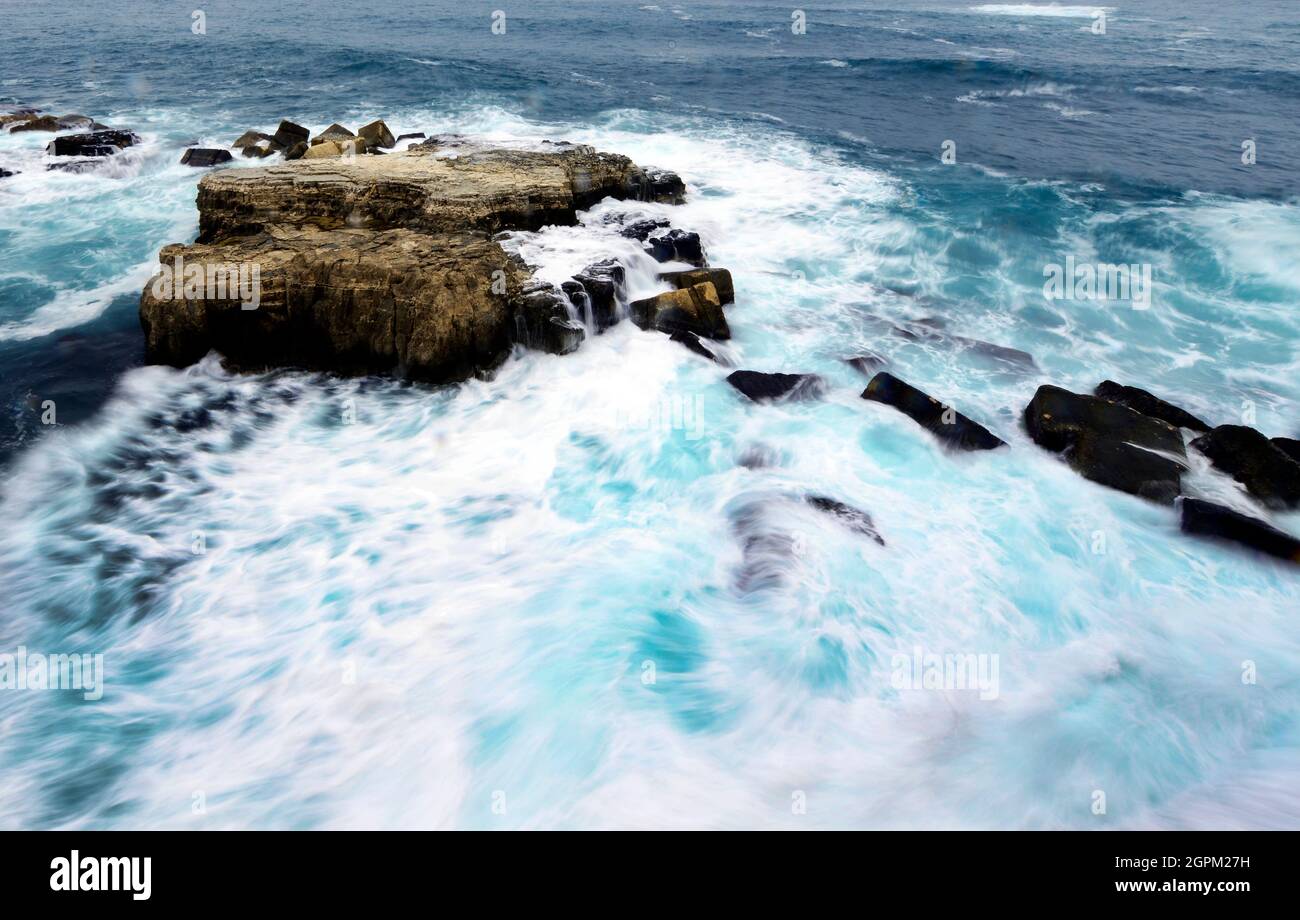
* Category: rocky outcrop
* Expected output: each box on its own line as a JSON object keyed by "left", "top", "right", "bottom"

{"left": 1179, "top": 498, "right": 1300, "bottom": 563}
{"left": 181, "top": 148, "right": 233, "bottom": 168}
{"left": 1094, "top": 380, "right": 1210, "bottom": 432}
{"left": 648, "top": 229, "right": 706, "bottom": 266}
{"left": 861, "top": 372, "right": 1005, "bottom": 451}
{"left": 1190, "top": 425, "right": 1300, "bottom": 509}
{"left": 1023, "top": 385, "right": 1185, "bottom": 503}
{"left": 193, "top": 141, "right": 674, "bottom": 242}
{"left": 141, "top": 136, "right": 686, "bottom": 381}
{"left": 630, "top": 283, "right": 729, "bottom": 339}
{"left": 727, "top": 371, "right": 824, "bottom": 403}
{"left": 1274, "top": 437, "right": 1300, "bottom": 465}
{"left": 658, "top": 268, "right": 734, "bottom": 305}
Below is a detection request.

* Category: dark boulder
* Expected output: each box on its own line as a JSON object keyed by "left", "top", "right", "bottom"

{"left": 1023, "top": 385, "right": 1186, "bottom": 458}
{"left": 806, "top": 495, "right": 884, "bottom": 545}
{"left": 571, "top": 259, "right": 625, "bottom": 329}
{"left": 1272, "top": 437, "right": 1300, "bottom": 465}
{"left": 658, "top": 267, "right": 734, "bottom": 305}
{"left": 396, "top": 132, "right": 426, "bottom": 143}
{"left": 669, "top": 329, "right": 718, "bottom": 362}
{"left": 1023, "top": 385, "right": 1186, "bottom": 502}
{"left": 46, "top": 129, "right": 140, "bottom": 157}
{"left": 233, "top": 130, "right": 280, "bottom": 150}
{"left": 1189, "top": 425, "right": 1300, "bottom": 509}
{"left": 643, "top": 167, "right": 686, "bottom": 204}
{"left": 647, "top": 229, "right": 706, "bottom": 266}
{"left": 271, "top": 119, "right": 310, "bottom": 150}
{"left": 862, "top": 372, "right": 1005, "bottom": 451}
{"left": 283, "top": 141, "right": 309, "bottom": 161}
{"left": 727, "top": 370, "right": 824, "bottom": 403}
{"left": 1180, "top": 498, "right": 1300, "bottom": 563}
{"left": 514, "top": 281, "right": 585, "bottom": 355}
{"left": 180, "top": 148, "right": 233, "bottom": 168}
{"left": 357, "top": 119, "right": 396, "bottom": 150}
{"left": 1094, "top": 380, "right": 1210, "bottom": 432}
{"left": 630, "top": 282, "right": 729, "bottom": 339}
{"left": 0, "top": 168, "right": 16, "bottom": 179}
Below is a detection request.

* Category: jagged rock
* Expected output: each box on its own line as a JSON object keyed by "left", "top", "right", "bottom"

{"left": 283, "top": 142, "right": 308, "bottom": 161}
{"left": 571, "top": 259, "right": 625, "bottom": 329}
{"left": 630, "top": 282, "right": 728, "bottom": 339}
{"left": 1094, "top": 380, "right": 1210, "bottom": 432}
{"left": 1024, "top": 385, "right": 1186, "bottom": 502}
{"left": 806, "top": 495, "right": 884, "bottom": 545}
{"left": 234, "top": 130, "right": 280, "bottom": 150}
{"left": 1190, "top": 425, "right": 1300, "bottom": 509}
{"left": 180, "top": 148, "right": 233, "bottom": 168}
{"left": 1272, "top": 437, "right": 1300, "bottom": 465}
{"left": 194, "top": 141, "right": 672, "bottom": 241}
{"left": 1180, "top": 498, "right": 1300, "bottom": 563}
{"left": 669, "top": 329, "right": 718, "bottom": 362}
{"left": 514, "top": 281, "right": 585, "bottom": 355}
{"left": 10, "top": 114, "right": 61, "bottom": 132}
{"left": 302, "top": 140, "right": 355, "bottom": 159}
{"left": 727, "top": 370, "right": 824, "bottom": 403}
{"left": 862, "top": 372, "right": 1005, "bottom": 451}
{"left": 313, "top": 123, "right": 355, "bottom": 144}
{"left": 357, "top": 119, "right": 396, "bottom": 150}
{"left": 272, "top": 119, "right": 310, "bottom": 150}
{"left": 648, "top": 229, "right": 706, "bottom": 266}
{"left": 396, "top": 132, "right": 426, "bottom": 143}
{"left": 618, "top": 217, "right": 670, "bottom": 241}
{"left": 46, "top": 129, "right": 139, "bottom": 157}
{"left": 658, "top": 267, "right": 734, "bottom": 305}
{"left": 844, "top": 351, "right": 888, "bottom": 376}
{"left": 141, "top": 227, "right": 530, "bottom": 380}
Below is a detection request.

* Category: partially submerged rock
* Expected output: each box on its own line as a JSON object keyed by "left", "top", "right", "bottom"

{"left": 1189, "top": 425, "right": 1300, "bottom": 509}
{"left": 658, "top": 267, "right": 734, "bottom": 305}
{"left": 669, "top": 329, "right": 719, "bottom": 362}
{"left": 0, "top": 168, "right": 16, "bottom": 179}
{"left": 47, "top": 129, "right": 140, "bottom": 157}
{"left": 727, "top": 370, "right": 824, "bottom": 403}
{"left": 1179, "top": 498, "right": 1300, "bottom": 563}
{"left": 844, "top": 351, "right": 888, "bottom": 376}
{"left": 630, "top": 282, "right": 729, "bottom": 340}
{"left": 515, "top": 280, "right": 585, "bottom": 355}
{"left": 570, "top": 259, "right": 625, "bottom": 330}
{"left": 180, "top": 148, "right": 233, "bottom": 168}
{"left": 1023, "top": 385, "right": 1186, "bottom": 502}
{"left": 806, "top": 495, "right": 884, "bottom": 545}
{"left": 862, "top": 372, "right": 1005, "bottom": 451}
{"left": 271, "top": 119, "right": 309, "bottom": 151}
{"left": 1094, "top": 380, "right": 1210, "bottom": 432}
{"left": 10, "top": 114, "right": 61, "bottom": 132}
{"left": 1274, "top": 437, "right": 1300, "bottom": 465}
{"left": 357, "top": 119, "right": 396, "bottom": 150}
{"left": 648, "top": 229, "right": 705, "bottom": 266}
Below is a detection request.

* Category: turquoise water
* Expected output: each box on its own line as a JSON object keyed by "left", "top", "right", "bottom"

{"left": 0, "top": 1, "right": 1297, "bottom": 828}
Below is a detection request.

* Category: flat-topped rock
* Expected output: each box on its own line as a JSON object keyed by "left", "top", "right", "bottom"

{"left": 195, "top": 142, "right": 680, "bottom": 242}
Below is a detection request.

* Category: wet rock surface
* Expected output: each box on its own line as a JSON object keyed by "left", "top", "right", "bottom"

{"left": 1180, "top": 498, "right": 1300, "bottom": 563}
{"left": 862, "top": 372, "right": 1005, "bottom": 451}
{"left": 1190, "top": 425, "right": 1300, "bottom": 509}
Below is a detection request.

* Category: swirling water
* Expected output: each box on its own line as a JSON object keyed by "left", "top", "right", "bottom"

{"left": 0, "top": 0, "right": 1297, "bottom": 828}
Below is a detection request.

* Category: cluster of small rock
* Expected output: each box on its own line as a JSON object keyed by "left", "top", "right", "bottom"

{"left": 179, "top": 118, "right": 424, "bottom": 169}
{"left": 722, "top": 358, "right": 1300, "bottom": 564}
{"left": 0, "top": 106, "right": 140, "bottom": 175}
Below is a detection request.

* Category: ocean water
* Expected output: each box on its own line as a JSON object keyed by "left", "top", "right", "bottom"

{"left": 0, "top": 0, "right": 1297, "bottom": 829}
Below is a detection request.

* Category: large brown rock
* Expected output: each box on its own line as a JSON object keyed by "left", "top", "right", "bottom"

{"left": 629, "top": 282, "right": 729, "bottom": 339}
{"left": 142, "top": 137, "right": 683, "bottom": 380}
{"left": 140, "top": 227, "right": 529, "bottom": 381}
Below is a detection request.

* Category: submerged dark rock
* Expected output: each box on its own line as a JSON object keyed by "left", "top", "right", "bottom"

{"left": 844, "top": 351, "right": 888, "bottom": 376}
{"left": 1094, "top": 380, "right": 1210, "bottom": 432}
{"left": 180, "top": 148, "right": 233, "bottom": 168}
{"left": 47, "top": 129, "right": 140, "bottom": 157}
{"left": 1189, "top": 425, "right": 1300, "bottom": 509}
{"left": 727, "top": 370, "right": 824, "bottom": 403}
{"left": 861, "top": 372, "right": 1005, "bottom": 451}
{"left": 1179, "top": 498, "right": 1300, "bottom": 563}
{"left": 885, "top": 318, "right": 1037, "bottom": 373}
{"left": 658, "top": 267, "right": 734, "bottom": 305}
{"left": 806, "top": 495, "right": 884, "bottom": 545}
{"left": 1023, "top": 385, "right": 1185, "bottom": 502}
{"left": 669, "top": 329, "right": 719, "bottom": 362}
{"left": 0, "top": 168, "right": 16, "bottom": 179}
